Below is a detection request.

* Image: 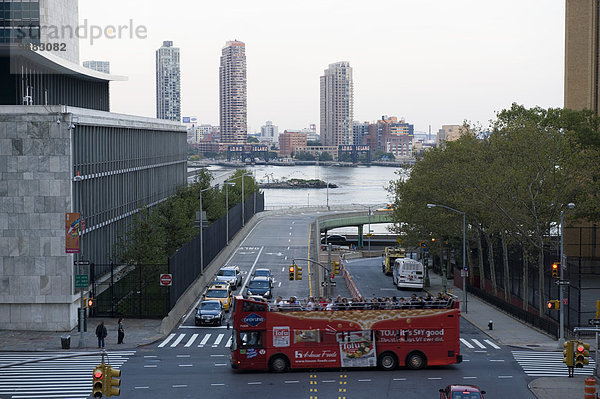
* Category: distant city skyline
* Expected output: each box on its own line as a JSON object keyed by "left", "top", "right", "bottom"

{"left": 77, "top": 0, "right": 565, "bottom": 133}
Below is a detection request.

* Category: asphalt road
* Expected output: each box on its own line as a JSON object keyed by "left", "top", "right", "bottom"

{"left": 113, "top": 214, "right": 537, "bottom": 399}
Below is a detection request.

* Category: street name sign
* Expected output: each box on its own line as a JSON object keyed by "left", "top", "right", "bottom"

{"left": 75, "top": 274, "right": 88, "bottom": 288}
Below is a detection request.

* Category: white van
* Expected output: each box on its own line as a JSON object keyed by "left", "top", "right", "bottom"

{"left": 393, "top": 258, "right": 424, "bottom": 289}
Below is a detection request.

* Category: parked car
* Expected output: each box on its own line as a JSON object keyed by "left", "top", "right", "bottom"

{"left": 253, "top": 268, "right": 273, "bottom": 283}
{"left": 439, "top": 385, "right": 486, "bottom": 399}
{"left": 246, "top": 276, "right": 272, "bottom": 299}
{"left": 203, "top": 283, "right": 233, "bottom": 312}
{"left": 195, "top": 300, "right": 224, "bottom": 326}
{"left": 215, "top": 265, "right": 242, "bottom": 288}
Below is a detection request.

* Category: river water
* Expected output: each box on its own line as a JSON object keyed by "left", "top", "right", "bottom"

{"left": 205, "top": 164, "right": 408, "bottom": 234}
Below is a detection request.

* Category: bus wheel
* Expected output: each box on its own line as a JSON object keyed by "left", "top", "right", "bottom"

{"left": 378, "top": 352, "right": 398, "bottom": 371}
{"left": 405, "top": 352, "right": 427, "bottom": 370}
{"left": 269, "top": 355, "right": 289, "bottom": 373}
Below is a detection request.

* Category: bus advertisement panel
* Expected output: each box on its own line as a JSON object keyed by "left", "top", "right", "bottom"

{"left": 230, "top": 297, "right": 461, "bottom": 372}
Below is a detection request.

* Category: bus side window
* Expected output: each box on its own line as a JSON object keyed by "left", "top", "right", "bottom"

{"left": 240, "top": 331, "right": 262, "bottom": 348}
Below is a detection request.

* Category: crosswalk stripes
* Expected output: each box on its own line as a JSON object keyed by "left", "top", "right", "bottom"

{"left": 460, "top": 337, "right": 501, "bottom": 350}
{"left": 0, "top": 351, "right": 135, "bottom": 399}
{"left": 512, "top": 350, "right": 596, "bottom": 377}
{"left": 157, "top": 333, "right": 232, "bottom": 349}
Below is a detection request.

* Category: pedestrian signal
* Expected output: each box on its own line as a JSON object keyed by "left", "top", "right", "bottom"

{"left": 294, "top": 264, "right": 302, "bottom": 280}
{"left": 92, "top": 365, "right": 104, "bottom": 397}
{"left": 105, "top": 365, "right": 121, "bottom": 396}
{"left": 547, "top": 300, "right": 560, "bottom": 310}
{"left": 562, "top": 340, "right": 574, "bottom": 367}
{"left": 288, "top": 265, "right": 295, "bottom": 281}
{"left": 552, "top": 262, "right": 560, "bottom": 279}
{"left": 332, "top": 261, "right": 340, "bottom": 275}
{"left": 86, "top": 297, "right": 96, "bottom": 308}
{"left": 575, "top": 340, "right": 590, "bottom": 368}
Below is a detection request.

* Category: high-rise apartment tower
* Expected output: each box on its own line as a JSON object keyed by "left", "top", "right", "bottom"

{"left": 220, "top": 40, "right": 247, "bottom": 144}
{"left": 320, "top": 62, "right": 354, "bottom": 146}
{"left": 156, "top": 41, "right": 181, "bottom": 121}
{"left": 564, "top": 0, "right": 600, "bottom": 114}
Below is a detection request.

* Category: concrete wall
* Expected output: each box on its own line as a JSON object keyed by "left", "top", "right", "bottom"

{"left": 0, "top": 105, "right": 187, "bottom": 331}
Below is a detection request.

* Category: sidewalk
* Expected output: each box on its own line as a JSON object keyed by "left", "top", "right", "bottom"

{"left": 425, "top": 271, "right": 598, "bottom": 399}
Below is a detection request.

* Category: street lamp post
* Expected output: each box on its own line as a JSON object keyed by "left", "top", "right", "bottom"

{"left": 559, "top": 202, "right": 575, "bottom": 346}
{"left": 225, "top": 182, "right": 235, "bottom": 245}
{"left": 227, "top": 172, "right": 252, "bottom": 227}
{"left": 427, "top": 203, "right": 468, "bottom": 314}
{"left": 199, "top": 186, "right": 213, "bottom": 274}
{"left": 326, "top": 182, "right": 330, "bottom": 211}
{"left": 368, "top": 206, "right": 372, "bottom": 252}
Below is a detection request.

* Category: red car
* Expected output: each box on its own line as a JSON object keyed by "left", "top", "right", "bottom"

{"left": 439, "top": 385, "right": 486, "bottom": 399}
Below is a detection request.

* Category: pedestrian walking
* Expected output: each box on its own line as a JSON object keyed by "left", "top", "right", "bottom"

{"left": 117, "top": 318, "right": 124, "bottom": 344}
{"left": 95, "top": 321, "right": 107, "bottom": 349}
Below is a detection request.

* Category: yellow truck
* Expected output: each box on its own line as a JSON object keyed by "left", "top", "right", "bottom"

{"left": 381, "top": 246, "right": 405, "bottom": 275}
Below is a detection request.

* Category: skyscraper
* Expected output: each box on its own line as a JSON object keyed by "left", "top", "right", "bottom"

{"left": 261, "top": 121, "right": 278, "bottom": 142}
{"left": 220, "top": 40, "right": 247, "bottom": 144}
{"left": 320, "top": 62, "right": 354, "bottom": 146}
{"left": 0, "top": 0, "right": 80, "bottom": 63}
{"left": 156, "top": 41, "right": 181, "bottom": 121}
{"left": 564, "top": 0, "right": 600, "bottom": 114}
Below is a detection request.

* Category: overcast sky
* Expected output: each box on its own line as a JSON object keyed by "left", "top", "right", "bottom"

{"left": 78, "top": 0, "right": 565, "bottom": 134}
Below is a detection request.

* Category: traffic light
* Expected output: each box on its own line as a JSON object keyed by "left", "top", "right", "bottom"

{"left": 563, "top": 340, "right": 574, "bottom": 367}
{"left": 289, "top": 265, "right": 295, "bottom": 281}
{"left": 552, "top": 262, "right": 560, "bottom": 279}
{"left": 596, "top": 300, "right": 600, "bottom": 319}
{"left": 85, "top": 298, "right": 96, "bottom": 308}
{"left": 92, "top": 365, "right": 105, "bottom": 398}
{"left": 574, "top": 340, "right": 590, "bottom": 368}
{"left": 105, "top": 365, "right": 121, "bottom": 397}
{"left": 547, "top": 300, "right": 560, "bottom": 310}
{"left": 294, "top": 264, "right": 302, "bottom": 280}
{"left": 332, "top": 261, "right": 340, "bottom": 275}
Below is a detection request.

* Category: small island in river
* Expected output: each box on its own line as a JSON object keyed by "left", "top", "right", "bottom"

{"left": 259, "top": 178, "right": 338, "bottom": 189}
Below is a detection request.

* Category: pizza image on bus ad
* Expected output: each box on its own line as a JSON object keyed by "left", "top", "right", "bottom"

{"left": 338, "top": 331, "right": 377, "bottom": 367}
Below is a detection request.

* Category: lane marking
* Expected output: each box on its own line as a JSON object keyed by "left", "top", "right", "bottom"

{"left": 322, "top": 380, "right": 336, "bottom": 383}
{"left": 427, "top": 377, "right": 442, "bottom": 380}
{"left": 393, "top": 378, "right": 406, "bottom": 381}
{"left": 198, "top": 334, "right": 211, "bottom": 347}
{"left": 358, "top": 379, "right": 371, "bottom": 382}
{"left": 248, "top": 382, "right": 262, "bottom": 385}
{"left": 178, "top": 364, "right": 193, "bottom": 367}
{"left": 226, "top": 337, "right": 232, "bottom": 347}
{"left": 498, "top": 376, "right": 513, "bottom": 379}
{"left": 158, "top": 333, "right": 176, "bottom": 348}
{"left": 211, "top": 354, "right": 226, "bottom": 357}
{"left": 170, "top": 333, "right": 186, "bottom": 347}
{"left": 135, "top": 386, "right": 150, "bottom": 389}
{"left": 176, "top": 354, "right": 191, "bottom": 358}
{"left": 285, "top": 381, "right": 299, "bottom": 384}
{"left": 485, "top": 339, "right": 501, "bottom": 349}
{"left": 143, "top": 365, "right": 157, "bottom": 368}
{"left": 213, "top": 333, "right": 224, "bottom": 347}
{"left": 211, "top": 383, "right": 225, "bottom": 386}
{"left": 463, "top": 376, "right": 477, "bottom": 379}
{"left": 240, "top": 246, "right": 265, "bottom": 292}
{"left": 184, "top": 333, "right": 199, "bottom": 347}
{"left": 472, "top": 339, "right": 487, "bottom": 349}
{"left": 490, "top": 359, "right": 505, "bottom": 362}
{"left": 460, "top": 338, "right": 474, "bottom": 349}
{"left": 143, "top": 355, "right": 157, "bottom": 358}
{"left": 281, "top": 266, "right": 285, "bottom": 272}
{"left": 278, "top": 282, "right": 282, "bottom": 287}
{"left": 215, "top": 363, "right": 227, "bottom": 366}
{"left": 172, "top": 384, "right": 187, "bottom": 388}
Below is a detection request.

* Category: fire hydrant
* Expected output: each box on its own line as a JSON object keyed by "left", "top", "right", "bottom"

{"left": 488, "top": 320, "right": 493, "bottom": 330}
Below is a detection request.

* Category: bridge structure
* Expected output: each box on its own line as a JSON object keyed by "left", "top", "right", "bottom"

{"left": 318, "top": 210, "right": 395, "bottom": 248}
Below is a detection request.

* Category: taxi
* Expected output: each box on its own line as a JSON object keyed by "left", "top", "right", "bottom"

{"left": 202, "top": 283, "right": 233, "bottom": 312}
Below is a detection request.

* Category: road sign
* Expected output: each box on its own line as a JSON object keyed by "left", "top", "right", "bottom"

{"left": 74, "top": 260, "right": 90, "bottom": 266}
{"left": 160, "top": 274, "right": 173, "bottom": 287}
{"left": 75, "top": 274, "right": 88, "bottom": 288}
{"left": 366, "top": 233, "right": 373, "bottom": 238}
{"left": 330, "top": 281, "right": 336, "bottom": 287}
{"left": 460, "top": 270, "right": 469, "bottom": 278}
{"left": 419, "top": 241, "right": 427, "bottom": 248}
{"left": 554, "top": 280, "right": 570, "bottom": 286}
{"left": 321, "top": 281, "right": 328, "bottom": 287}
{"left": 589, "top": 319, "right": 600, "bottom": 326}
{"left": 463, "top": 266, "right": 468, "bottom": 271}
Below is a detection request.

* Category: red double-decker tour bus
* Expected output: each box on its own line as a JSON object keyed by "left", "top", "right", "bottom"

{"left": 230, "top": 296, "right": 462, "bottom": 372}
